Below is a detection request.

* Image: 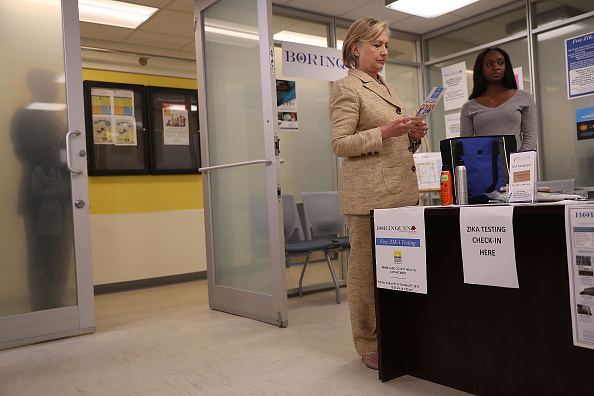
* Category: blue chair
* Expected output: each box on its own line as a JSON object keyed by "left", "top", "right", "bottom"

{"left": 282, "top": 193, "right": 340, "bottom": 304}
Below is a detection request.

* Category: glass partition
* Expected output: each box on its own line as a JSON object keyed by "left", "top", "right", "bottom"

{"left": 425, "top": 39, "right": 531, "bottom": 151}
{"left": 426, "top": 7, "right": 526, "bottom": 61}
{"left": 336, "top": 26, "right": 417, "bottom": 62}
{"left": 534, "top": 0, "right": 594, "bottom": 29}
{"left": 272, "top": 14, "right": 329, "bottom": 47}
{"left": 535, "top": 15, "right": 594, "bottom": 187}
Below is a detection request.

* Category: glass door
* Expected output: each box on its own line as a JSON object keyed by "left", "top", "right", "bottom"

{"left": 195, "top": 0, "right": 287, "bottom": 326}
{"left": 0, "top": 0, "right": 95, "bottom": 349}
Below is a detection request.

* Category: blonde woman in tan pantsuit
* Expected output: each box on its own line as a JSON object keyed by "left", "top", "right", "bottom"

{"left": 329, "top": 18, "right": 427, "bottom": 370}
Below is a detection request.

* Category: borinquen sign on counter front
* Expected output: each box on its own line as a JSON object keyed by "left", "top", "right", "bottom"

{"left": 374, "top": 207, "right": 427, "bottom": 294}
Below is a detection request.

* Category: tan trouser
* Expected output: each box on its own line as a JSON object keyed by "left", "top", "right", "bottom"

{"left": 345, "top": 214, "right": 376, "bottom": 356}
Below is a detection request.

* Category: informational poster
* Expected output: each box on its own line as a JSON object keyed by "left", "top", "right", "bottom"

{"left": 513, "top": 67, "right": 524, "bottom": 90}
{"left": 413, "top": 152, "right": 442, "bottom": 190}
{"left": 508, "top": 151, "right": 537, "bottom": 203}
{"left": 374, "top": 207, "right": 427, "bottom": 294}
{"left": 114, "top": 116, "right": 137, "bottom": 146}
{"left": 576, "top": 106, "right": 594, "bottom": 140}
{"left": 162, "top": 103, "right": 189, "bottom": 145}
{"left": 459, "top": 206, "right": 518, "bottom": 288}
{"left": 566, "top": 32, "right": 594, "bottom": 99}
{"left": 90, "top": 88, "right": 137, "bottom": 146}
{"left": 90, "top": 88, "right": 112, "bottom": 115}
{"left": 113, "top": 90, "right": 134, "bottom": 116}
{"left": 441, "top": 61, "right": 468, "bottom": 111}
{"left": 276, "top": 80, "right": 298, "bottom": 132}
{"left": 565, "top": 204, "right": 594, "bottom": 350}
{"left": 444, "top": 112, "right": 461, "bottom": 139}
{"left": 92, "top": 115, "right": 114, "bottom": 144}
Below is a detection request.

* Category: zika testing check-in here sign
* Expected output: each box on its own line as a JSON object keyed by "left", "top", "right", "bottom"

{"left": 374, "top": 207, "right": 427, "bottom": 294}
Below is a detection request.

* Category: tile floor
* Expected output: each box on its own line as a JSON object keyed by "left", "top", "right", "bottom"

{"left": 0, "top": 281, "right": 470, "bottom": 395}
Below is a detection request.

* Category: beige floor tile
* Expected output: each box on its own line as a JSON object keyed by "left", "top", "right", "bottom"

{"left": 0, "top": 280, "right": 471, "bottom": 395}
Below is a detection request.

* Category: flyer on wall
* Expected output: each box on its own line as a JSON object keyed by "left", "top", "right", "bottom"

{"left": 162, "top": 103, "right": 189, "bottom": 145}
{"left": 565, "top": 204, "right": 594, "bottom": 350}
{"left": 113, "top": 89, "right": 134, "bottom": 117}
{"left": 90, "top": 88, "right": 113, "bottom": 115}
{"left": 374, "top": 206, "right": 427, "bottom": 294}
{"left": 276, "top": 79, "right": 298, "bottom": 132}
{"left": 565, "top": 32, "right": 594, "bottom": 99}
{"left": 92, "top": 115, "right": 114, "bottom": 144}
{"left": 441, "top": 61, "right": 467, "bottom": 111}
{"left": 114, "top": 116, "right": 137, "bottom": 146}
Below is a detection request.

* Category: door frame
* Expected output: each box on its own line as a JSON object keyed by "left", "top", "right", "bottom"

{"left": 194, "top": 0, "right": 288, "bottom": 327}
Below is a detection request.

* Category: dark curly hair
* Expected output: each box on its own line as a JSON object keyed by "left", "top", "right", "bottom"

{"left": 469, "top": 47, "right": 517, "bottom": 100}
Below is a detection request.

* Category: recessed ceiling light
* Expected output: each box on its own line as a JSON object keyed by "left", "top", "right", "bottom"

{"left": 385, "top": 0, "right": 480, "bottom": 18}
{"left": 78, "top": 0, "right": 158, "bottom": 29}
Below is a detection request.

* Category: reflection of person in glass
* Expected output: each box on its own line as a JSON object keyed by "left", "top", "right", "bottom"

{"left": 10, "top": 69, "right": 72, "bottom": 311}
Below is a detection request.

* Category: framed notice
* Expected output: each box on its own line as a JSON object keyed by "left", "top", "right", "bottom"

{"left": 146, "top": 86, "right": 201, "bottom": 174}
{"left": 83, "top": 81, "right": 150, "bottom": 175}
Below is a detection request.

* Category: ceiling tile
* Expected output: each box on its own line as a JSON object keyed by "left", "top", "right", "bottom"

{"left": 281, "top": 0, "right": 375, "bottom": 17}
{"left": 79, "top": 22, "right": 134, "bottom": 42}
{"left": 124, "top": 30, "right": 193, "bottom": 50}
{"left": 121, "top": 0, "right": 172, "bottom": 7}
{"left": 167, "top": 0, "right": 194, "bottom": 13}
{"left": 448, "top": 0, "right": 522, "bottom": 18}
{"left": 139, "top": 9, "right": 194, "bottom": 37}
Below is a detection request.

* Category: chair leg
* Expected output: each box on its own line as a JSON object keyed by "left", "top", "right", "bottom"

{"left": 298, "top": 253, "right": 311, "bottom": 297}
{"left": 325, "top": 252, "right": 340, "bottom": 304}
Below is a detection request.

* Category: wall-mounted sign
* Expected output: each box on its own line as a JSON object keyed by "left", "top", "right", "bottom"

{"left": 566, "top": 32, "right": 594, "bottom": 99}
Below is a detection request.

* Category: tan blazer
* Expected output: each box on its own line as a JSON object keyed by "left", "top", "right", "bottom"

{"left": 329, "top": 68, "right": 420, "bottom": 215}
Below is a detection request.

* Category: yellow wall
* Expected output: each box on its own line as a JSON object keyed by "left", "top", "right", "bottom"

{"left": 82, "top": 69, "right": 203, "bottom": 215}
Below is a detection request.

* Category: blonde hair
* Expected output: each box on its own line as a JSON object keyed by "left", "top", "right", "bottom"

{"left": 342, "top": 18, "right": 390, "bottom": 69}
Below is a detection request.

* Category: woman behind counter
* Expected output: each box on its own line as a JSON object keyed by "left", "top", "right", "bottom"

{"left": 460, "top": 47, "right": 537, "bottom": 151}
{"left": 329, "top": 17, "right": 428, "bottom": 370}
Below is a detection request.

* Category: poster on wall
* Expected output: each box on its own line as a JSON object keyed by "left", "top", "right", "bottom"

{"left": 162, "top": 103, "right": 189, "bottom": 145}
{"left": 513, "top": 67, "right": 524, "bottom": 90}
{"left": 576, "top": 106, "right": 594, "bottom": 140}
{"left": 92, "top": 115, "right": 114, "bottom": 144}
{"left": 113, "top": 90, "right": 134, "bottom": 116}
{"left": 566, "top": 32, "right": 594, "bottom": 99}
{"left": 276, "top": 80, "right": 299, "bottom": 132}
{"left": 565, "top": 204, "right": 594, "bottom": 350}
{"left": 114, "top": 116, "right": 137, "bottom": 146}
{"left": 444, "top": 112, "right": 461, "bottom": 139}
{"left": 374, "top": 207, "right": 427, "bottom": 294}
{"left": 441, "top": 61, "right": 468, "bottom": 111}
{"left": 91, "top": 88, "right": 113, "bottom": 115}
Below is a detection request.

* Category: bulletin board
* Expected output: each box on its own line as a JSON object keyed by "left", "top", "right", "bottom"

{"left": 83, "top": 81, "right": 150, "bottom": 175}
{"left": 146, "top": 86, "right": 201, "bottom": 174}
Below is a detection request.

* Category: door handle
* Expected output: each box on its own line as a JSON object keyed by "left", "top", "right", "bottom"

{"left": 66, "top": 130, "right": 83, "bottom": 175}
{"left": 199, "top": 159, "right": 272, "bottom": 172}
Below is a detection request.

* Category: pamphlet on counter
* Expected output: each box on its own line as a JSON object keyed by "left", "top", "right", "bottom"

{"left": 508, "top": 151, "right": 537, "bottom": 203}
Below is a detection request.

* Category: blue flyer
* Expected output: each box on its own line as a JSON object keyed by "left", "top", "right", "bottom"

{"left": 565, "top": 32, "right": 594, "bottom": 99}
{"left": 576, "top": 106, "right": 594, "bottom": 140}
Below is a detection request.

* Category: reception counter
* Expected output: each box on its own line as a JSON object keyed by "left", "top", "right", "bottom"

{"left": 372, "top": 204, "right": 594, "bottom": 395}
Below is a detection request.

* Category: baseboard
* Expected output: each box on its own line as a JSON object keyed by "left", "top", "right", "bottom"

{"left": 94, "top": 271, "right": 207, "bottom": 295}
